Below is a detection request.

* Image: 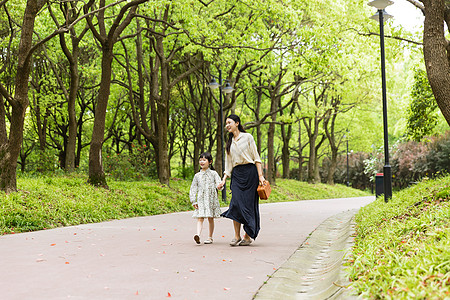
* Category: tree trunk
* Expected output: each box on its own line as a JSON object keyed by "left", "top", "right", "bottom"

{"left": 65, "top": 39, "right": 80, "bottom": 173}
{"left": 0, "top": 0, "right": 43, "bottom": 193}
{"left": 298, "top": 121, "right": 303, "bottom": 181}
{"left": 422, "top": 0, "right": 450, "bottom": 126}
{"left": 267, "top": 95, "right": 280, "bottom": 184}
{"left": 88, "top": 47, "right": 112, "bottom": 187}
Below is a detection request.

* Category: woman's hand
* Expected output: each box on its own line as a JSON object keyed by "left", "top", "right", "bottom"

{"left": 193, "top": 204, "right": 198, "bottom": 209}
{"left": 259, "top": 175, "right": 266, "bottom": 185}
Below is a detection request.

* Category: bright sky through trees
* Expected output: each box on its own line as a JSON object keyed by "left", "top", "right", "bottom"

{"left": 388, "top": 0, "right": 424, "bottom": 32}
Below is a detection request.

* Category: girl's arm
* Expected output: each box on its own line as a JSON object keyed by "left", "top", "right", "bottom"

{"left": 214, "top": 171, "right": 224, "bottom": 191}
{"left": 189, "top": 175, "right": 198, "bottom": 206}
{"left": 218, "top": 173, "right": 228, "bottom": 190}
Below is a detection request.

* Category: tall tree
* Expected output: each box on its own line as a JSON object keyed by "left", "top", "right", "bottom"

{"left": 419, "top": 0, "right": 450, "bottom": 126}
{"left": 0, "top": 0, "right": 46, "bottom": 192}
{"left": 84, "top": 0, "right": 147, "bottom": 187}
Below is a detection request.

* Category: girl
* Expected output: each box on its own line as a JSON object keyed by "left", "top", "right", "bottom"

{"left": 217, "top": 114, "right": 265, "bottom": 246}
{"left": 189, "top": 152, "right": 223, "bottom": 244}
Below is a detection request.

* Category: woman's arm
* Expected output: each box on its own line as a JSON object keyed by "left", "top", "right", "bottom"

{"left": 255, "top": 162, "right": 265, "bottom": 185}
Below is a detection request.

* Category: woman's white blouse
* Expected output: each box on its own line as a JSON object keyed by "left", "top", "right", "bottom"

{"left": 224, "top": 132, "right": 261, "bottom": 177}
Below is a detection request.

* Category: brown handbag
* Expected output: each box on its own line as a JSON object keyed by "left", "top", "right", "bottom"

{"left": 257, "top": 180, "right": 271, "bottom": 200}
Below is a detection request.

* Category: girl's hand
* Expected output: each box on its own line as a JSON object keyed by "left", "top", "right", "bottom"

{"left": 259, "top": 175, "right": 266, "bottom": 186}
{"left": 217, "top": 180, "right": 225, "bottom": 190}
{"left": 193, "top": 204, "right": 198, "bottom": 209}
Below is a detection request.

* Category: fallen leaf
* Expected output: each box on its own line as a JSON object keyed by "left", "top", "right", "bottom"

{"left": 224, "top": 287, "right": 230, "bottom": 291}
{"left": 167, "top": 292, "right": 172, "bottom": 297}
{"left": 50, "top": 243, "right": 56, "bottom": 246}
{"left": 135, "top": 290, "right": 139, "bottom": 295}
{"left": 65, "top": 262, "right": 70, "bottom": 264}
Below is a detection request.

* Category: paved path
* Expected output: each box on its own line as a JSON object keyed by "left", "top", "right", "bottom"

{"left": 0, "top": 197, "right": 373, "bottom": 300}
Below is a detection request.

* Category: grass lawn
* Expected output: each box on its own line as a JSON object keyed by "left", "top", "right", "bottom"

{"left": 0, "top": 174, "right": 370, "bottom": 235}
{"left": 348, "top": 175, "right": 450, "bottom": 299}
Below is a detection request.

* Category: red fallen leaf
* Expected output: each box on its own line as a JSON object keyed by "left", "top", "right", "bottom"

{"left": 135, "top": 290, "right": 139, "bottom": 295}
{"left": 73, "top": 233, "right": 77, "bottom": 235}
{"left": 50, "top": 243, "right": 56, "bottom": 246}
{"left": 224, "top": 287, "right": 230, "bottom": 291}
{"left": 174, "top": 229, "right": 177, "bottom": 231}
{"left": 65, "top": 262, "right": 70, "bottom": 264}
{"left": 222, "top": 235, "right": 225, "bottom": 237}
{"left": 153, "top": 229, "right": 156, "bottom": 231}
{"left": 273, "top": 268, "right": 276, "bottom": 270}
{"left": 222, "top": 259, "right": 226, "bottom": 261}
{"left": 167, "top": 292, "right": 172, "bottom": 297}
{"left": 160, "top": 236, "right": 162, "bottom": 238}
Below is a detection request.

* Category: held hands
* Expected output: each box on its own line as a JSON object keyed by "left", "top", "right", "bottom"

{"left": 217, "top": 180, "right": 226, "bottom": 190}
{"left": 193, "top": 204, "right": 198, "bottom": 209}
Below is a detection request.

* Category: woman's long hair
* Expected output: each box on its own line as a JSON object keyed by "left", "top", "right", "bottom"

{"left": 199, "top": 152, "right": 215, "bottom": 170}
{"left": 225, "top": 114, "right": 246, "bottom": 155}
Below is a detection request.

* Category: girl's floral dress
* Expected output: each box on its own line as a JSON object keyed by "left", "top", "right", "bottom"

{"left": 189, "top": 169, "right": 222, "bottom": 218}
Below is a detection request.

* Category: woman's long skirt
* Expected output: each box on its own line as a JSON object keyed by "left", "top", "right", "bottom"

{"left": 221, "top": 163, "right": 260, "bottom": 239}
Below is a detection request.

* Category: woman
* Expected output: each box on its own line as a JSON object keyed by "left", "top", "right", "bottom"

{"left": 217, "top": 114, "right": 265, "bottom": 246}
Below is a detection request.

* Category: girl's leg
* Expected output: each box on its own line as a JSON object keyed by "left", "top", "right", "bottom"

{"left": 196, "top": 218, "right": 204, "bottom": 236}
{"left": 207, "top": 217, "right": 214, "bottom": 238}
{"left": 233, "top": 220, "right": 241, "bottom": 240}
{"left": 194, "top": 218, "right": 204, "bottom": 244}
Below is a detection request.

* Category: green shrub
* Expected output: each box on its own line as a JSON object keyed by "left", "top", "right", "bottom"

{"left": 103, "top": 143, "right": 157, "bottom": 181}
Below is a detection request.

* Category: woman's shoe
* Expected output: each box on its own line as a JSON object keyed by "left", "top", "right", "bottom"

{"left": 194, "top": 234, "right": 200, "bottom": 244}
{"left": 204, "top": 237, "right": 213, "bottom": 244}
{"left": 239, "top": 239, "right": 252, "bottom": 246}
{"left": 229, "top": 238, "right": 242, "bottom": 246}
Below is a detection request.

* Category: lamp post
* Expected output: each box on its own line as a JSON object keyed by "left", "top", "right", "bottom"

{"left": 368, "top": 0, "right": 393, "bottom": 202}
{"left": 208, "top": 69, "right": 234, "bottom": 202}
{"left": 346, "top": 130, "right": 349, "bottom": 187}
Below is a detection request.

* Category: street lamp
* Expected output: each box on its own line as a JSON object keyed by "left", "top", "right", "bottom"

{"left": 345, "top": 130, "right": 349, "bottom": 187}
{"left": 368, "top": 0, "right": 393, "bottom": 202}
{"left": 208, "top": 69, "right": 234, "bottom": 202}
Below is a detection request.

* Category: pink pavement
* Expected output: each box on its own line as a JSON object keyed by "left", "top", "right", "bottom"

{"left": 0, "top": 196, "right": 373, "bottom": 300}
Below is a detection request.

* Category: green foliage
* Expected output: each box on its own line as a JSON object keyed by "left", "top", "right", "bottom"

{"left": 348, "top": 175, "right": 450, "bottom": 298}
{"left": 0, "top": 175, "right": 192, "bottom": 234}
{"left": 103, "top": 144, "right": 157, "bottom": 181}
{"left": 0, "top": 175, "right": 369, "bottom": 235}
{"left": 406, "top": 69, "right": 438, "bottom": 142}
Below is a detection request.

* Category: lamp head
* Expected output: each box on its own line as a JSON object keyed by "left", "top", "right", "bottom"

{"left": 222, "top": 82, "right": 234, "bottom": 94}
{"left": 367, "top": 0, "right": 393, "bottom": 10}
{"left": 208, "top": 78, "right": 220, "bottom": 90}
{"left": 370, "top": 9, "right": 393, "bottom": 22}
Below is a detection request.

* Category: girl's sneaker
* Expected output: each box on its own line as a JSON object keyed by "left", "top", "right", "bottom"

{"left": 194, "top": 234, "right": 200, "bottom": 244}
{"left": 204, "top": 237, "right": 213, "bottom": 244}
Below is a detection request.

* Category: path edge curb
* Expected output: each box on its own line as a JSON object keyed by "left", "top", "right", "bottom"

{"left": 253, "top": 209, "right": 361, "bottom": 300}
